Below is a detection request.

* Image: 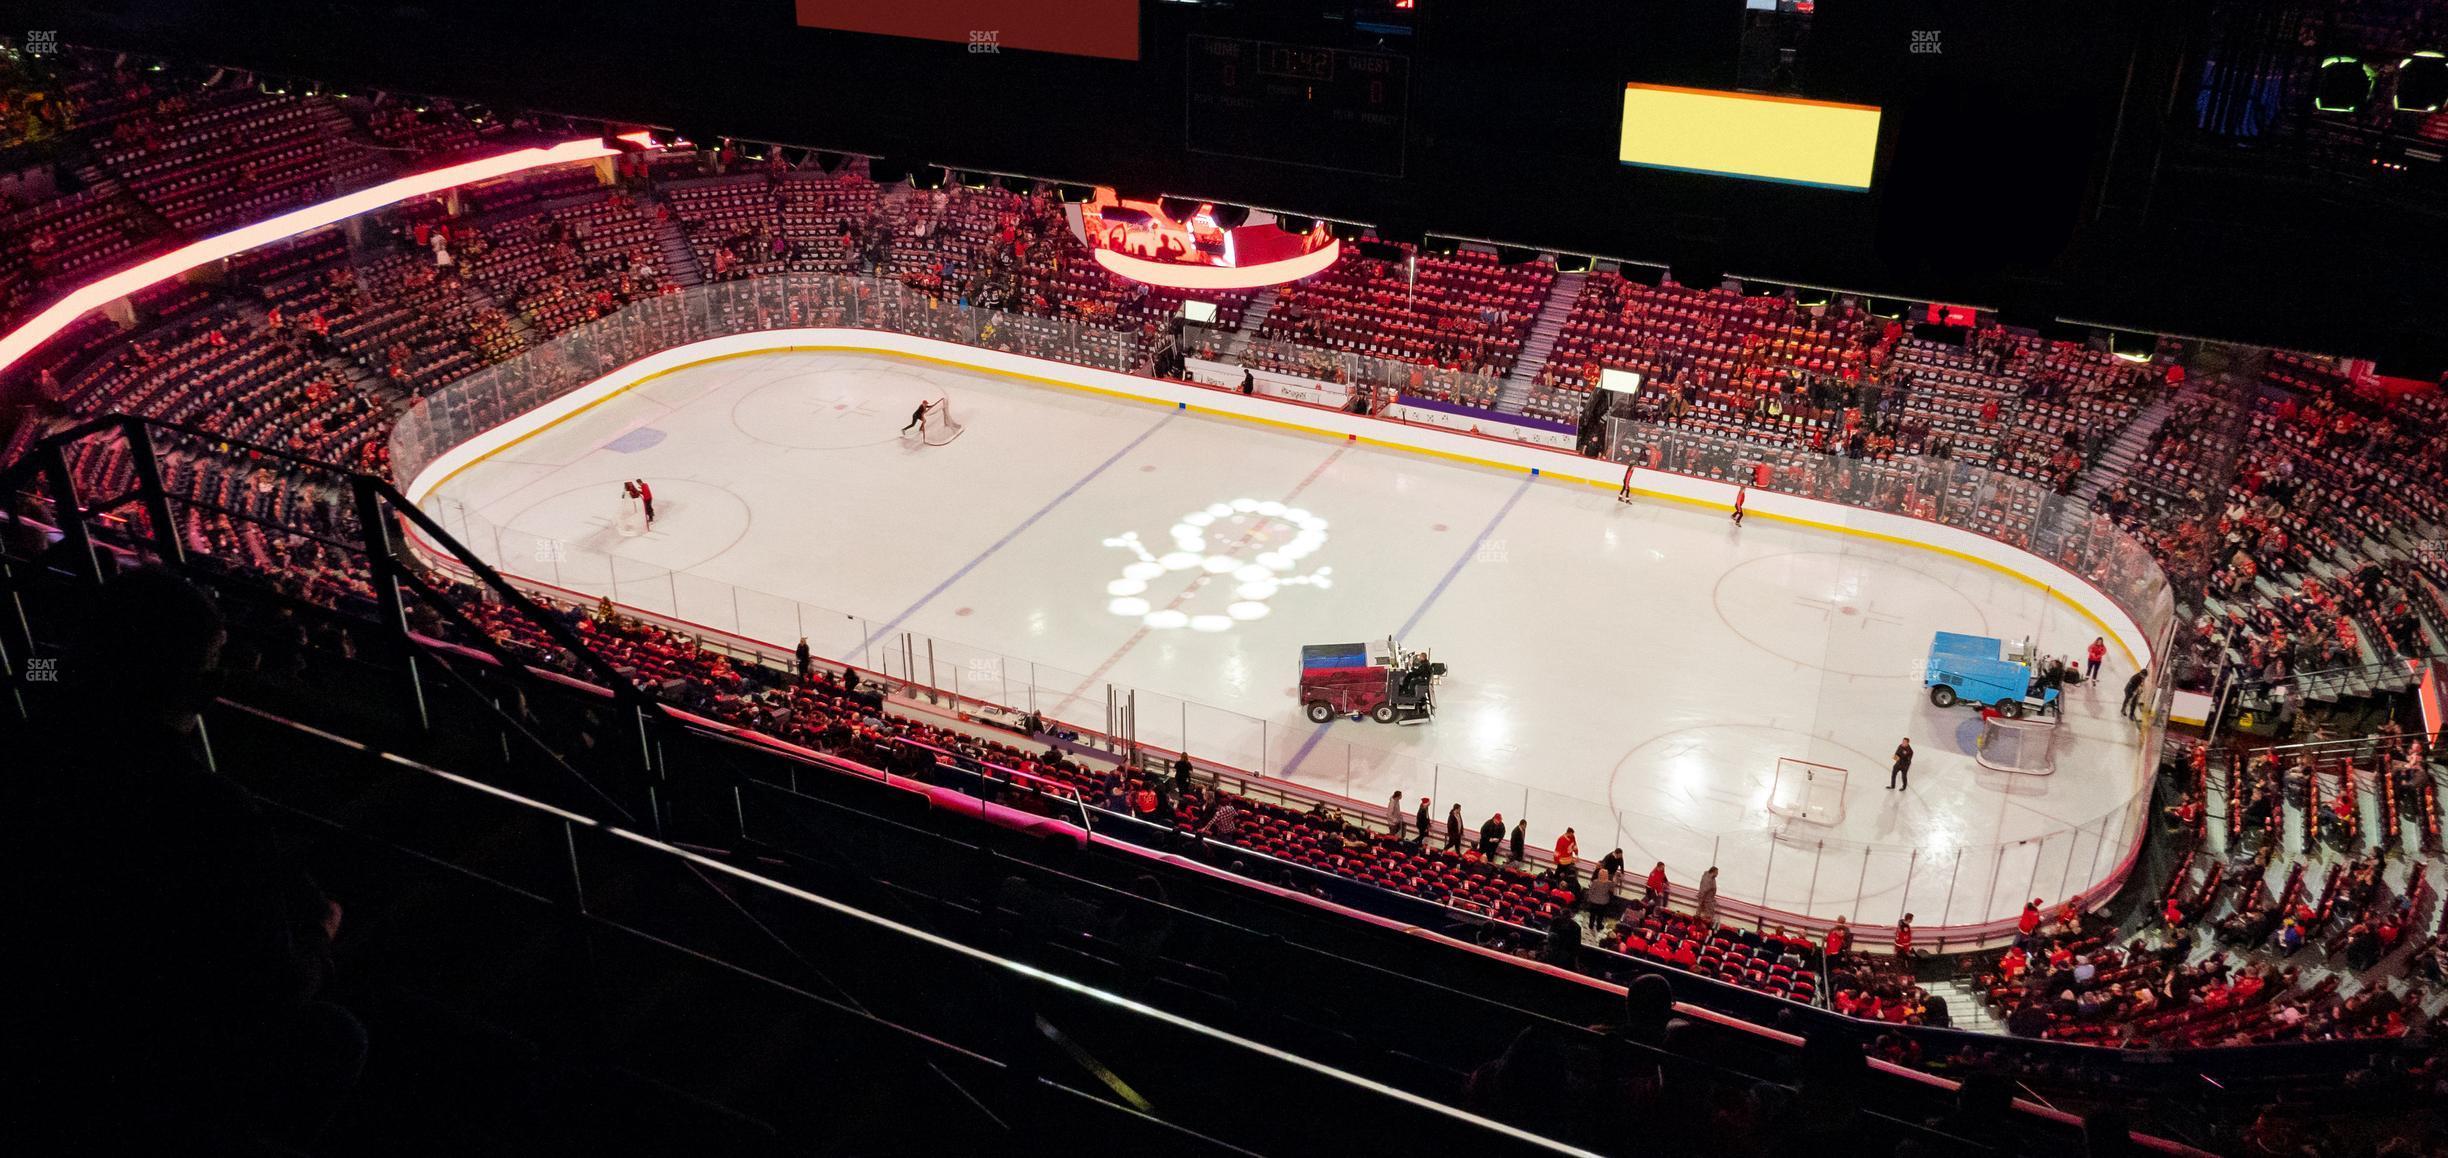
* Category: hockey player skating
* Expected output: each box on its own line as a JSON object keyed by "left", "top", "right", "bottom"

{"left": 1617, "top": 460, "right": 1635, "bottom": 503}
{"left": 634, "top": 478, "right": 655, "bottom": 525}
{"left": 1731, "top": 483, "right": 1747, "bottom": 526}
{"left": 901, "top": 399, "right": 936, "bottom": 435}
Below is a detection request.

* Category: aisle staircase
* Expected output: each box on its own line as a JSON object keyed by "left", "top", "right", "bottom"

{"left": 1925, "top": 977, "right": 2000, "bottom": 1033}
{"left": 1498, "top": 269, "right": 1585, "bottom": 413}
{"left": 1220, "top": 284, "right": 1282, "bottom": 361}
{"left": 2069, "top": 391, "right": 2177, "bottom": 505}
{"left": 645, "top": 195, "right": 707, "bottom": 288}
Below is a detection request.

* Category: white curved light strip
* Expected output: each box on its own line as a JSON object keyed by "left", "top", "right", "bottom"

{"left": 0, "top": 133, "right": 652, "bottom": 378}
{"left": 1090, "top": 237, "right": 1340, "bottom": 291}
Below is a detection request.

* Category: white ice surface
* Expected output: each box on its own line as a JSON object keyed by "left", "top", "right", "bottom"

{"left": 429, "top": 350, "right": 2152, "bottom": 929}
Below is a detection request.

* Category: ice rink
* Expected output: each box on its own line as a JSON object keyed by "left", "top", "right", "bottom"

{"left": 425, "top": 348, "right": 2153, "bottom": 929}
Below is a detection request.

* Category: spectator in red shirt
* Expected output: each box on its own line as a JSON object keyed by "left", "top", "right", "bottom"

{"left": 2056, "top": 894, "right": 2086, "bottom": 934}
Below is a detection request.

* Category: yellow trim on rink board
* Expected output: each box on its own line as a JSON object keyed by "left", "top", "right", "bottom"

{"left": 425, "top": 337, "right": 2153, "bottom": 670}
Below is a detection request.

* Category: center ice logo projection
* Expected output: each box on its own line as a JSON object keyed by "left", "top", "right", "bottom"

{"left": 1102, "top": 500, "right": 1334, "bottom": 631}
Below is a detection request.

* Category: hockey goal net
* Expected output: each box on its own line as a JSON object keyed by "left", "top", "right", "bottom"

{"left": 1975, "top": 713, "right": 2058, "bottom": 775}
{"left": 908, "top": 393, "right": 966, "bottom": 446}
{"left": 1767, "top": 757, "right": 1848, "bottom": 826}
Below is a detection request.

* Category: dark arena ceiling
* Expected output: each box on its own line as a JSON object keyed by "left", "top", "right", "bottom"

{"left": 28, "top": 0, "right": 2448, "bottom": 373}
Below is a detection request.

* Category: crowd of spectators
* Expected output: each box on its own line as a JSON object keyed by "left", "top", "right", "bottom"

{"left": 1963, "top": 735, "right": 2448, "bottom": 1051}
{"left": 447, "top": 187, "right": 667, "bottom": 336}
{"left": 1263, "top": 244, "right": 1553, "bottom": 391}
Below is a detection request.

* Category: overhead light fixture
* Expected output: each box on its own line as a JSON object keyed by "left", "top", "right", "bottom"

{"left": 998, "top": 174, "right": 1034, "bottom": 194}
{"left": 908, "top": 165, "right": 948, "bottom": 189}
{"left": 2316, "top": 56, "right": 2377, "bottom": 112}
{"left": 648, "top": 127, "right": 685, "bottom": 147}
{"left": 2107, "top": 330, "right": 2157, "bottom": 362}
{"left": 2398, "top": 51, "right": 2448, "bottom": 113}
{"left": 1275, "top": 214, "right": 1317, "bottom": 234}
{"left": 1554, "top": 253, "right": 1595, "bottom": 274}
{"left": 1419, "top": 235, "right": 1460, "bottom": 256}
{"left": 958, "top": 170, "right": 994, "bottom": 189}
{"left": 1056, "top": 183, "right": 1094, "bottom": 203}
{"left": 1328, "top": 221, "right": 1371, "bottom": 241}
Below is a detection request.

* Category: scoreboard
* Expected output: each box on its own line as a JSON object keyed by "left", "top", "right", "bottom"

{"left": 1185, "top": 35, "right": 1410, "bottom": 177}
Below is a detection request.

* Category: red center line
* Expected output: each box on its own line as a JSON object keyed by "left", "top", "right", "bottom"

{"left": 1050, "top": 443, "right": 1352, "bottom": 722}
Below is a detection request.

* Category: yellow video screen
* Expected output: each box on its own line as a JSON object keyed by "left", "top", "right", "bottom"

{"left": 1618, "top": 84, "right": 1881, "bottom": 191}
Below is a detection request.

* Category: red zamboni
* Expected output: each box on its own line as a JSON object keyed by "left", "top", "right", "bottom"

{"left": 1299, "top": 637, "right": 1445, "bottom": 725}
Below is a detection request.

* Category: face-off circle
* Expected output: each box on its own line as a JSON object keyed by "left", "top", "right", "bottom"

{"left": 1101, "top": 499, "right": 1333, "bottom": 632}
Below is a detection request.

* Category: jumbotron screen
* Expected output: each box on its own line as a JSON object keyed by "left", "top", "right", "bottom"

{"left": 794, "top": 0, "right": 1140, "bottom": 61}
{"left": 1074, "top": 189, "right": 1339, "bottom": 290}
{"left": 1618, "top": 83, "right": 1881, "bottom": 191}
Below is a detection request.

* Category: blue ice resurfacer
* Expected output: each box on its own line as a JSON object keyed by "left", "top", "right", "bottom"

{"left": 1924, "top": 631, "right": 2059, "bottom": 718}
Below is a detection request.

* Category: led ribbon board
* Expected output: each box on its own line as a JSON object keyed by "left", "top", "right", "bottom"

{"left": 1618, "top": 84, "right": 1882, "bottom": 191}
{"left": 794, "top": 0, "right": 1139, "bottom": 61}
